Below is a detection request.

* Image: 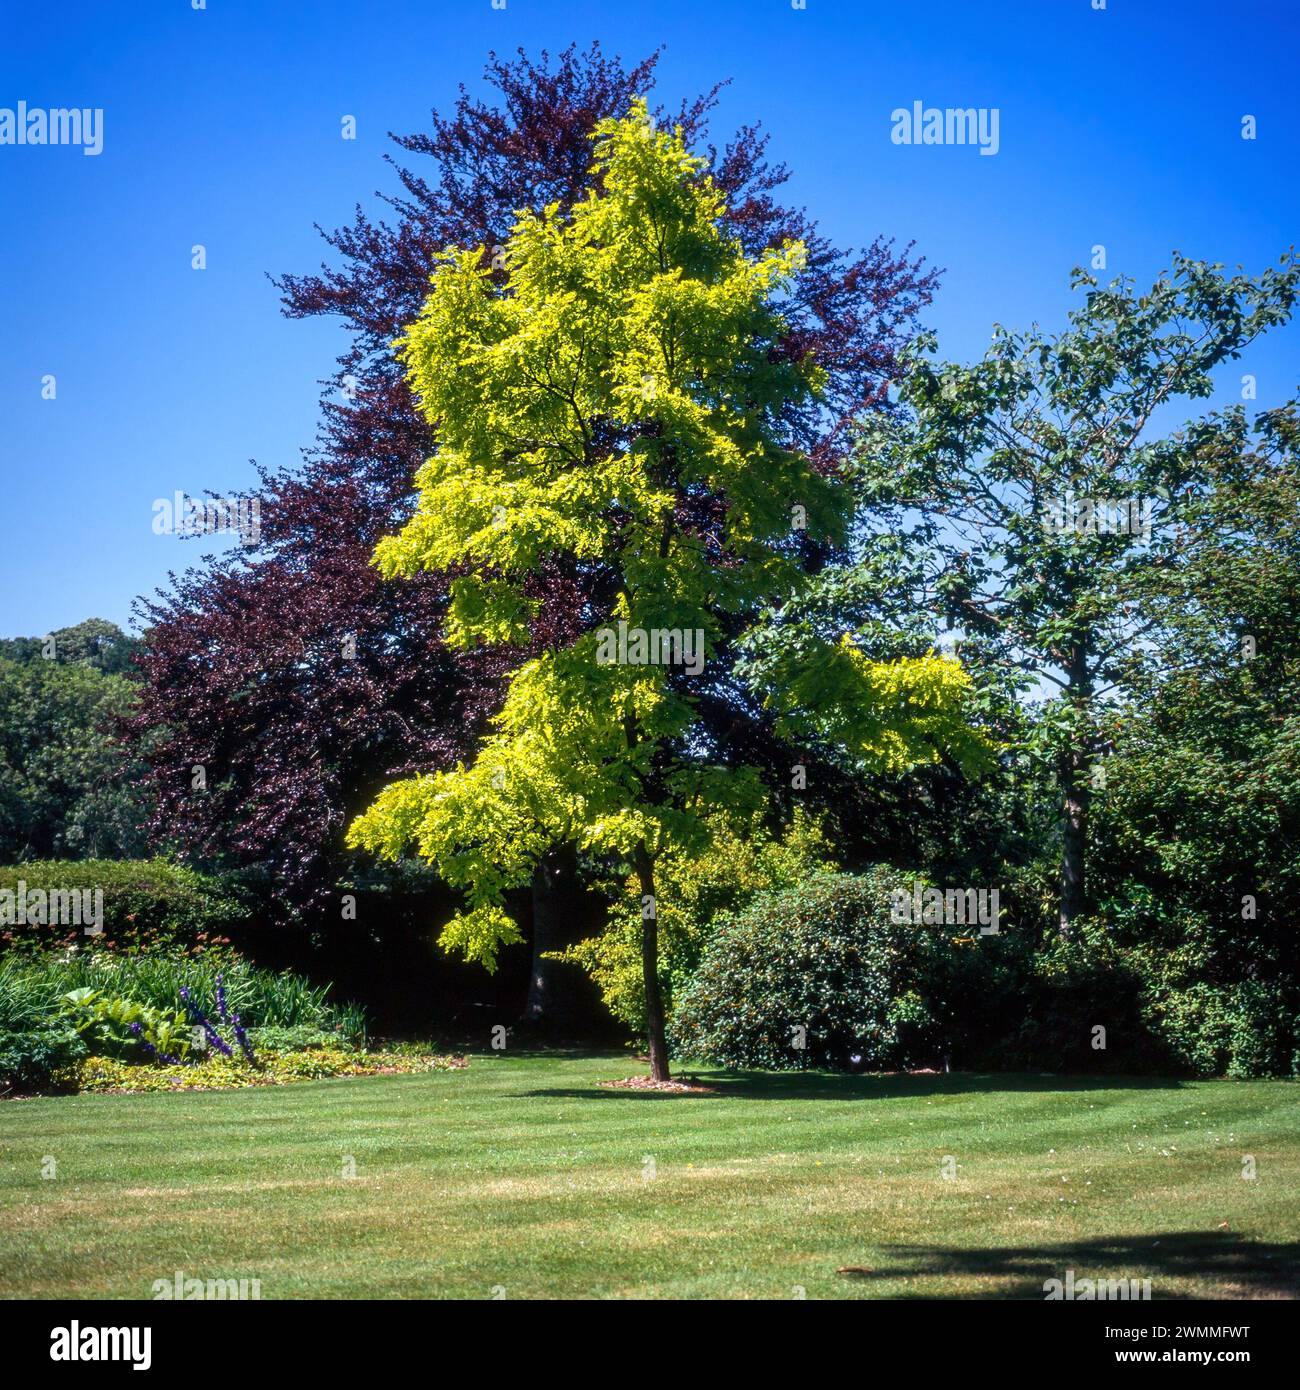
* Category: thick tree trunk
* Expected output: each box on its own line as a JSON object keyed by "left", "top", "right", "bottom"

{"left": 523, "top": 846, "right": 579, "bottom": 1030}
{"left": 633, "top": 841, "right": 671, "bottom": 1082}
{"left": 1058, "top": 639, "right": 1092, "bottom": 937}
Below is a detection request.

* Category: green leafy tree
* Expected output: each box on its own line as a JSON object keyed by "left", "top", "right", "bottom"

{"left": 557, "top": 808, "right": 837, "bottom": 1033}
{"left": 854, "top": 253, "right": 1300, "bottom": 934}
{"left": 0, "top": 622, "right": 148, "bottom": 861}
{"left": 349, "top": 104, "right": 981, "bottom": 1078}
{"left": 0, "top": 619, "right": 138, "bottom": 675}
{"left": 1089, "top": 404, "right": 1300, "bottom": 1073}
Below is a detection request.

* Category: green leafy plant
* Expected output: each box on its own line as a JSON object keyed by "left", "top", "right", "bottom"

{"left": 0, "top": 950, "right": 361, "bottom": 1036}
{"left": 73, "top": 1048, "right": 466, "bottom": 1094}
{"left": 58, "top": 987, "right": 192, "bottom": 1063}
{"left": 0, "top": 1023, "right": 85, "bottom": 1092}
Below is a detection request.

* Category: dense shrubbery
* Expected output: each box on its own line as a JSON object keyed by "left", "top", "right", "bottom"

{"left": 671, "top": 870, "right": 977, "bottom": 1070}
{"left": 667, "top": 867, "right": 1299, "bottom": 1078}
{"left": 1082, "top": 687, "right": 1300, "bottom": 1079}
{"left": 1074, "top": 927, "right": 1296, "bottom": 1080}
{"left": 989, "top": 935, "right": 1298, "bottom": 1080}
{"left": 0, "top": 951, "right": 89, "bottom": 1090}
{"left": 242, "top": 1024, "right": 357, "bottom": 1052}
{"left": 0, "top": 858, "right": 248, "bottom": 954}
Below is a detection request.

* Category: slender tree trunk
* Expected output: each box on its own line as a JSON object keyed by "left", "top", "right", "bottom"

{"left": 1059, "top": 753, "right": 1089, "bottom": 936}
{"left": 633, "top": 841, "right": 671, "bottom": 1081}
{"left": 523, "top": 845, "right": 577, "bottom": 1030}
{"left": 1059, "top": 639, "right": 1092, "bottom": 936}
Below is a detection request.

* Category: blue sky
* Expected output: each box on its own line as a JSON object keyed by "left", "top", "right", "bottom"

{"left": 1, "top": 0, "right": 1296, "bottom": 637}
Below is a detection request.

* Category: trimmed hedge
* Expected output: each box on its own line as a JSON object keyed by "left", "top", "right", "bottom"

{"left": 0, "top": 858, "right": 247, "bottom": 953}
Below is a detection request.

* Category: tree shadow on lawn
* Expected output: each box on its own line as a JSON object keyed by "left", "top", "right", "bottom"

{"left": 521, "top": 1070, "right": 1186, "bottom": 1102}
{"left": 840, "top": 1230, "right": 1300, "bottom": 1299}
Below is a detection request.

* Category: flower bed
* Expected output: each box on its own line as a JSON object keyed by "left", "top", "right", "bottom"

{"left": 64, "top": 1048, "right": 468, "bottom": 1094}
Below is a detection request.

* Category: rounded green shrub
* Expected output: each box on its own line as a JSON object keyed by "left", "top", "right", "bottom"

{"left": 670, "top": 870, "right": 970, "bottom": 1071}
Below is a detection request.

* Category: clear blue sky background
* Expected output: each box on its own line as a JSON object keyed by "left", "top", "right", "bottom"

{"left": 1, "top": 0, "right": 1296, "bottom": 637}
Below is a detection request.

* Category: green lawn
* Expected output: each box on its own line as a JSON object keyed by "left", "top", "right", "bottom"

{"left": 1, "top": 1052, "right": 1296, "bottom": 1299}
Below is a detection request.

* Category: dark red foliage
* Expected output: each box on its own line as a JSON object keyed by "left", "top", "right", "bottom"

{"left": 128, "top": 44, "right": 938, "bottom": 913}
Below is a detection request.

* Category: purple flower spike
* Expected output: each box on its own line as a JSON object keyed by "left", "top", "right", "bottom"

{"left": 231, "top": 1012, "right": 257, "bottom": 1067}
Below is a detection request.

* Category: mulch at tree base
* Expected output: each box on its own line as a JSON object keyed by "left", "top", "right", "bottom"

{"left": 599, "top": 1076, "right": 718, "bottom": 1094}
